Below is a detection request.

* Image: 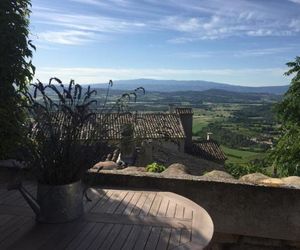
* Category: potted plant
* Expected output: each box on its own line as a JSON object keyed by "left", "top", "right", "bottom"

{"left": 13, "top": 78, "right": 113, "bottom": 223}
{"left": 8, "top": 78, "right": 144, "bottom": 223}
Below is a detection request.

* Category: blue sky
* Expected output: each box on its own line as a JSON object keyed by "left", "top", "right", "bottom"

{"left": 30, "top": 0, "right": 300, "bottom": 86}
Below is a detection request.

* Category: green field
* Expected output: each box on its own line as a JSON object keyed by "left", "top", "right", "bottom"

{"left": 221, "top": 145, "right": 267, "bottom": 165}
{"left": 192, "top": 105, "right": 234, "bottom": 134}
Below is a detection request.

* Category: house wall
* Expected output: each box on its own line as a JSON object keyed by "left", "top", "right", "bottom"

{"left": 157, "top": 139, "right": 185, "bottom": 153}
{"left": 179, "top": 113, "right": 193, "bottom": 149}
{"left": 135, "top": 139, "right": 185, "bottom": 167}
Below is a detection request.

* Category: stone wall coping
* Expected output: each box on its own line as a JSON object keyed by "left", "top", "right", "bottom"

{"left": 87, "top": 169, "right": 300, "bottom": 190}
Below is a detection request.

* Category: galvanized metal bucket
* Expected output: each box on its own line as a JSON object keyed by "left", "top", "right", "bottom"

{"left": 36, "top": 180, "right": 84, "bottom": 223}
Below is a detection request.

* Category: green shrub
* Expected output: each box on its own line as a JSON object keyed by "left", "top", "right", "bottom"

{"left": 0, "top": 0, "right": 35, "bottom": 159}
{"left": 225, "top": 161, "right": 268, "bottom": 178}
{"left": 146, "top": 162, "right": 166, "bottom": 173}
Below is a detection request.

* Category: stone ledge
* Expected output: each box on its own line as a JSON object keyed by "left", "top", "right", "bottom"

{"left": 87, "top": 168, "right": 300, "bottom": 189}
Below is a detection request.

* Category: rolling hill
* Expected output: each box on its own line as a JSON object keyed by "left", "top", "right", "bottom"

{"left": 89, "top": 79, "right": 289, "bottom": 95}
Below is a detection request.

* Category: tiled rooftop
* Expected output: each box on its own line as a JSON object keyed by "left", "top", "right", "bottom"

{"left": 101, "top": 113, "right": 185, "bottom": 140}
{"left": 51, "top": 112, "right": 186, "bottom": 140}
{"left": 175, "top": 108, "right": 193, "bottom": 115}
{"left": 188, "top": 140, "right": 227, "bottom": 163}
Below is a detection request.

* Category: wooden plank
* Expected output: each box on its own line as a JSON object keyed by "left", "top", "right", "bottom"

{"left": 0, "top": 204, "right": 34, "bottom": 217}
{"left": 87, "top": 223, "right": 114, "bottom": 250}
{"left": 0, "top": 215, "right": 21, "bottom": 236}
{"left": 157, "top": 198, "right": 169, "bottom": 217}
{"left": 10, "top": 195, "right": 30, "bottom": 207}
{"left": 83, "top": 224, "right": 113, "bottom": 249}
{"left": 97, "top": 223, "right": 123, "bottom": 249}
{"left": 148, "top": 194, "right": 163, "bottom": 216}
{"left": 110, "top": 224, "right": 133, "bottom": 250}
{"left": 105, "top": 191, "right": 128, "bottom": 214}
{"left": 0, "top": 218, "right": 35, "bottom": 249}
{"left": 0, "top": 186, "right": 8, "bottom": 197}
{"left": 144, "top": 226, "right": 161, "bottom": 250}
{"left": 0, "top": 214, "right": 14, "bottom": 227}
{"left": 114, "top": 192, "right": 134, "bottom": 214}
{"left": 2, "top": 185, "right": 35, "bottom": 206}
{"left": 91, "top": 190, "right": 112, "bottom": 213}
{"left": 0, "top": 190, "right": 20, "bottom": 204}
{"left": 133, "top": 226, "right": 152, "bottom": 250}
{"left": 41, "top": 221, "right": 89, "bottom": 250}
{"left": 0, "top": 216, "right": 30, "bottom": 243}
{"left": 180, "top": 228, "right": 192, "bottom": 244}
{"left": 75, "top": 222, "right": 105, "bottom": 249}
{"left": 183, "top": 207, "right": 193, "bottom": 220}
{"left": 7, "top": 220, "right": 63, "bottom": 250}
{"left": 121, "top": 225, "right": 143, "bottom": 249}
{"left": 139, "top": 193, "right": 156, "bottom": 217}
{"left": 86, "top": 213, "right": 192, "bottom": 228}
{"left": 156, "top": 227, "right": 172, "bottom": 250}
{"left": 168, "top": 228, "right": 181, "bottom": 249}
{"left": 123, "top": 192, "right": 142, "bottom": 215}
{"left": 166, "top": 202, "right": 176, "bottom": 218}
{"left": 175, "top": 204, "right": 184, "bottom": 219}
{"left": 189, "top": 207, "right": 214, "bottom": 249}
{"left": 131, "top": 192, "right": 149, "bottom": 215}
{"left": 65, "top": 222, "right": 96, "bottom": 250}
{"left": 97, "top": 191, "right": 121, "bottom": 213}
{"left": 4, "top": 192, "right": 25, "bottom": 206}
{"left": 84, "top": 188, "right": 107, "bottom": 213}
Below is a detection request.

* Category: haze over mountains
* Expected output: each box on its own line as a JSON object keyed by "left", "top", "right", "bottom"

{"left": 91, "top": 79, "right": 288, "bottom": 95}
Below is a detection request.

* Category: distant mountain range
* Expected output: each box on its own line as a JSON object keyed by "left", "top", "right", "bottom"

{"left": 90, "top": 79, "right": 289, "bottom": 95}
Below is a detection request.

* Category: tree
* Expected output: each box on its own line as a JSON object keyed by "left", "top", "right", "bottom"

{"left": 272, "top": 56, "right": 300, "bottom": 176}
{"left": 0, "top": 0, "right": 35, "bottom": 159}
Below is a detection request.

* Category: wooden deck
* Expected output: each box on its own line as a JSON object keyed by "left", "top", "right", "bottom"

{"left": 0, "top": 182, "right": 213, "bottom": 249}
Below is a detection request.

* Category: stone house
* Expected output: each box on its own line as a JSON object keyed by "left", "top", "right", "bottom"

{"left": 95, "top": 107, "right": 226, "bottom": 166}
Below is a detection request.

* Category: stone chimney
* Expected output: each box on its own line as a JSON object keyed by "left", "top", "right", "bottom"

{"left": 175, "top": 107, "right": 193, "bottom": 150}
{"left": 119, "top": 124, "right": 136, "bottom": 165}
{"left": 169, "top": 104, "right": 175, "bottom": 114}
{"left": 207, "top": 132, "right": 213, "bottom": 141}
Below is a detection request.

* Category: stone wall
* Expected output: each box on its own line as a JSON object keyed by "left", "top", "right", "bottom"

{"left": 86, "top": 170, "right": 300, "bottom": 249}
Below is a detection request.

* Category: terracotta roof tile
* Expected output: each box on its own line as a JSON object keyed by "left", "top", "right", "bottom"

{"left": 33, "top": 112, "right": 186, "bottom": 141}
{"left": 188, "top": 140, "right": 227, "bottom": 163}
{"left": 175, "top": 108, "right": 193, "bottom": 115}
{"left": 98, "top": 113, "right": 185, "bottom": 140}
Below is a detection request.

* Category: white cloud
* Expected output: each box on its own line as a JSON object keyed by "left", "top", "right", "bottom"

{"left": 175, "top": 47, "right": 294, "bottom": 58}
{"left": 32, "top": 0, "right": 300, "bottom": 44}
{"left": 289, "top": 19, "right": 300, "bottom": 32}
{"left": 165, "top": 11, "right": 298, "bottom": 42}
{"left": 38, "top": 30, "right": 96, "bottom": 45}
{"left": 33, "top": 12, "right": 146, "bottom": 34}
{"left": 35, "top": 66, "right": 287, "bottom": 86}
{"left": 32, "top": 8, "right": 147, "bottom": 45}
{"left": 233, "top": 47, "right": 294, "bottom": 57}
{"left": 289, "top": 0, "right": 300, "bottom": 4}
{"left": 153, "top": 0, "right": 300, "bottom": 42}
{"left": 246, "top": 29, "right": 293, "bottom": 37}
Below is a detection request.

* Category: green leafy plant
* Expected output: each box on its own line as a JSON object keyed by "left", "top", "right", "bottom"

{"left": 271, "top": 56, "right": 300, "bottom": 176}
{"left": 0, "top": 0, "right": 35, "bottom": 159}
{"left": 146, "top": 162, "right": 166, "bottom": 173}
{"left": 225, "top": 161, "right": 269, "bottom": 179}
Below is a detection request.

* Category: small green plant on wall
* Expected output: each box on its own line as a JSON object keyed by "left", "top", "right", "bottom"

{"left": 146, "top": 162, "right": 166, "bottom": 173}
